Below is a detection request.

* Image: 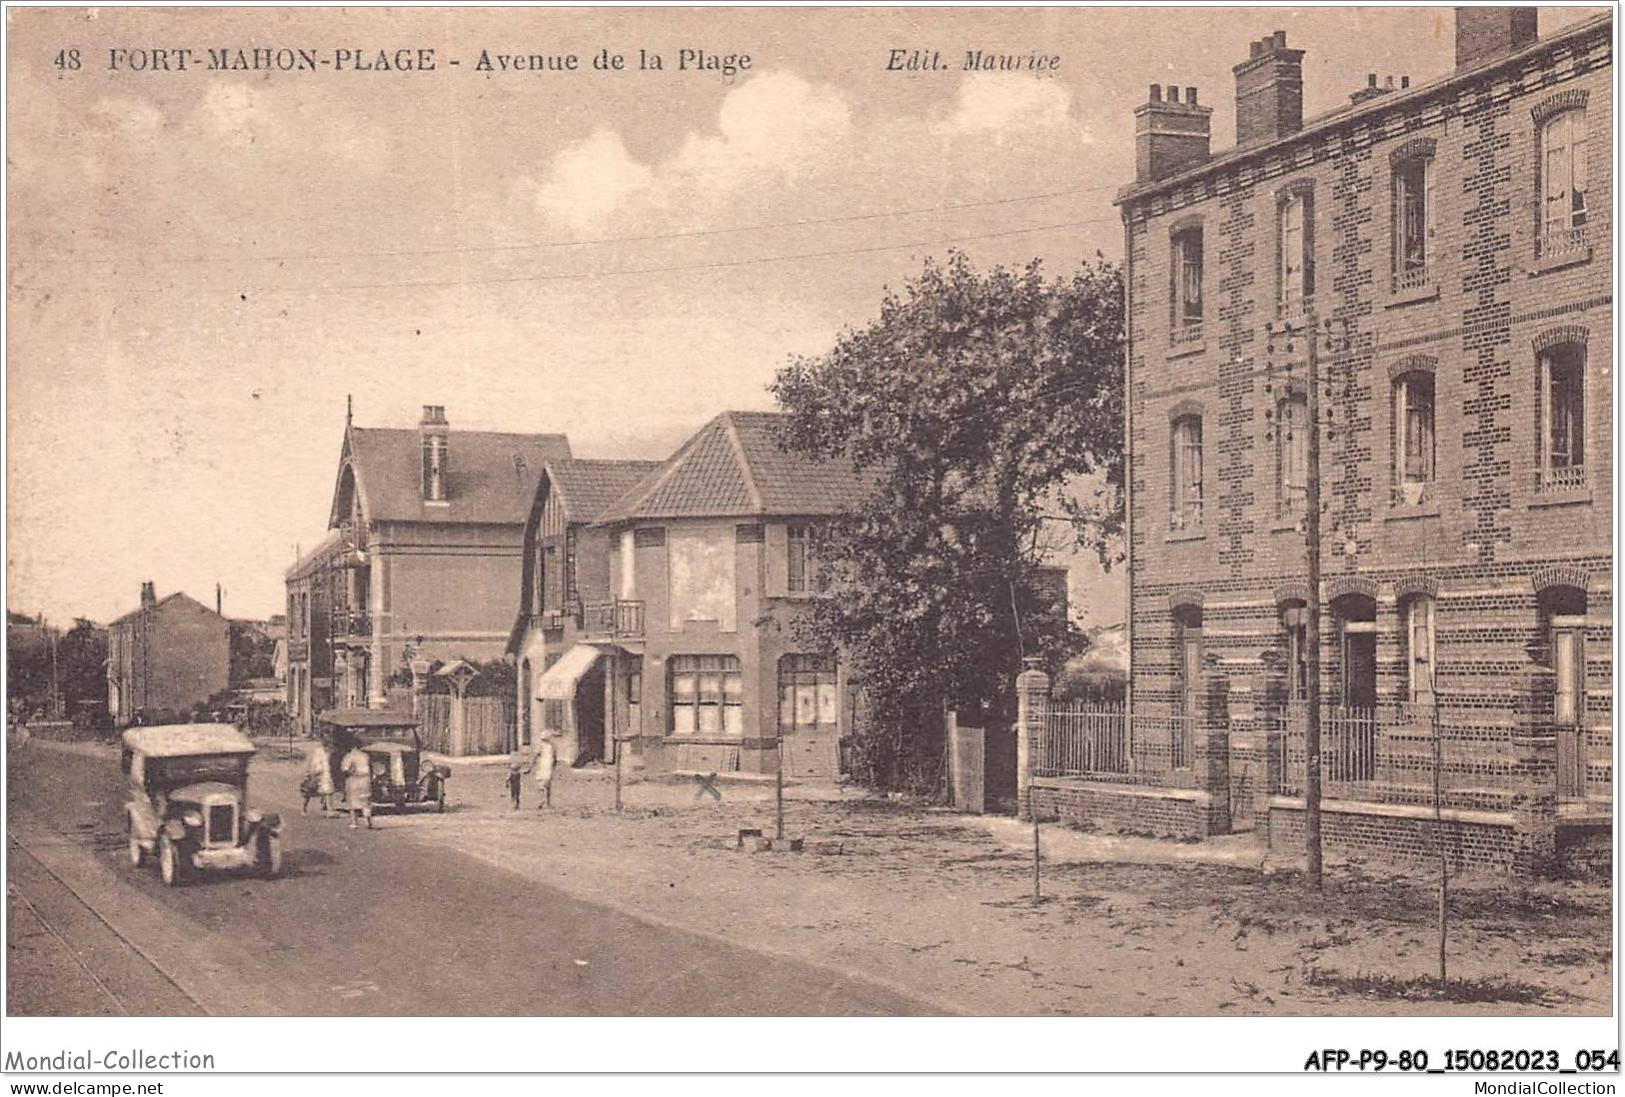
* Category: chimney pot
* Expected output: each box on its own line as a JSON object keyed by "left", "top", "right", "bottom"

{"left": 1401, "top": 75, "right": 1411, "bottom": 89}
{"left": 1134, "top": 73, "right": 1213, "bottom": 182}
{"left": 1368, "top": 73, "right": 1378, "bottom": 87}
{"left": 1233, "top": 28, "right": 1306, "bottom": 146}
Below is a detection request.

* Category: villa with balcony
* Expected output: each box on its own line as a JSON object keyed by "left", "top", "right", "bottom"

{"left": 510, "top": 411, "right": 873, "bottom": 779}
{"left": 285, "top": 402, "right": 572, "bottom": 739}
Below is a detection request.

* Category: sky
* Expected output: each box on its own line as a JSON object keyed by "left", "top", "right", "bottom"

{"left": 6, "top": 6, "right": 1600, "bottom": 626}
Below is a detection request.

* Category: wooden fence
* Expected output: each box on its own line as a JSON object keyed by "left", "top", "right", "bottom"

{"left": 416, "top": 695, "right": 517, "bottom": 756}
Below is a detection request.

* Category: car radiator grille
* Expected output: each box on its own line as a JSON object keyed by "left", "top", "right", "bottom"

{"left": 207, "top": 804, "right": 236, "bottom": 846}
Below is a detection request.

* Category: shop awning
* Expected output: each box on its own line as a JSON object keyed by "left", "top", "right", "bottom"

{"left": 535, "top": 643, "right": 603, "bottom": 701}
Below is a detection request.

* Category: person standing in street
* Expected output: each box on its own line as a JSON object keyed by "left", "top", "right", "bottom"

{"left": 340, "top": 743, "right": 373, "bottom": 829}
{"left": 531, "top": 733, "right": 557, "bottom": 810}
{"left": 303, "top": 740, "right": 336, "bottom": 816}
{"left": 506, "top": 762, "right": 523, "bottom": 810}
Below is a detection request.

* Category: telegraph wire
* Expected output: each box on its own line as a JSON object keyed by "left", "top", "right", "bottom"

{"left": 24, "top": 180, "right": 1122, "bottom": 268}
{"left": 14, "top": 214, "right": 1121, "bottom": 298}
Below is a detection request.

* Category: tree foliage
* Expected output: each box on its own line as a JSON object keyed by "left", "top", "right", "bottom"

{"left": 771, "top": 251, "right": 1124, "bottom": 794}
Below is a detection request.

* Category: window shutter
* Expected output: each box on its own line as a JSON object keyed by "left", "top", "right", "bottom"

{"left": 764, "top": 522, "right": 789, "bottom": 598}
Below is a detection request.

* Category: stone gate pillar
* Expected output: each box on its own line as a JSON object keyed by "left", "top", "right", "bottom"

{"left": 1015, "top": 656, "right": 1050, "bottom": 822}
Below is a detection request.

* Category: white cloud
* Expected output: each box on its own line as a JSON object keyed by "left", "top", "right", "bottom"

{"left": 532, "top": 72, "right": 851, "bottom": 234}
{"left": 941, "top": 75, "right": 1077, "bottom": 139}
{"left": 534, "top": 127, "right": 653, "bottom": 234}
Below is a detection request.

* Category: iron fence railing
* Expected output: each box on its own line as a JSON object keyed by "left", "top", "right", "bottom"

{"left": 1041, "top": 702, "right": 1129, "bottom": 777}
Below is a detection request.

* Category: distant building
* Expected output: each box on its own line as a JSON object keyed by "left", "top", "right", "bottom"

{"left": 284, "top": 404, "right": 572, "bottom": 734}
{"left": 511, "top": 411, "right": 871, "bottom": 778}
{"left": 106, "top": 582, "right": 231, "bottom": 726}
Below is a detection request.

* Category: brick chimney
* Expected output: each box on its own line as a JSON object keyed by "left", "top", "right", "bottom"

{"left": 139, "top": 581, "right": 156, "bottom": 609}
{"left": 419, "top": 405, "right": 449, "bottom": 503}
{"left": 1455, "top": 7, "right": 1538, "bottom": 69}
{"left": 1233, "top": 30, "right": 1305, "bottom": 147}
{"left": 1134, "top": 83, "right": 1213, "bottom": 184}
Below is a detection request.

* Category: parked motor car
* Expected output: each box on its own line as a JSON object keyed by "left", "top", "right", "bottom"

{"left": 122, "top": 724, "right": 283, "bottom": 886}
{"left": 317, "top": 708, "right": 448, "bottom": 813}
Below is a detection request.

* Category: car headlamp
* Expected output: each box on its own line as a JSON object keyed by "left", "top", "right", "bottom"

{"left": 182, "top": 811, "right": 203, "bottom": 827}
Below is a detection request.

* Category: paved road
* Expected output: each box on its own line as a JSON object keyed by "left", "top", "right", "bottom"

{"left": 6, "top": 740, "right": 932, "bottom": 1016}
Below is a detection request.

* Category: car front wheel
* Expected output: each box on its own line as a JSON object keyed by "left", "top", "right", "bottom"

{"left": 157, "top": 834, "right": 186, "bottom": 887}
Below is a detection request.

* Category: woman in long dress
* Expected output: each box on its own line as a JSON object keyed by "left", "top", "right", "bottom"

{"left": 340, "top": 745, "right": 373, "bottom": 829}
{"left": 303, "top": 741, "right": 336, "bottom": 816}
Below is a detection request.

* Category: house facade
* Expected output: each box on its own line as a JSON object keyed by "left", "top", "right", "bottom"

{"left": 508, "top": 455, "right": 662, "bottom": 763}
{"left": 106, "top": 583, "right": 231, "bottom": 726}
{"left": 514, "top": 411, "right": 870, "bottom": 779}
{"left": 1087, "top": 8, "right": 1612, "bottom": 873}
{"left": 284, "top": 404, "right": 571, "bottom": 735}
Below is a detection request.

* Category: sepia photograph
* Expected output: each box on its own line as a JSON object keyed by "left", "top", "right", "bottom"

{"left": 2, "top": 1, "right": 1617, "bottom": 1080}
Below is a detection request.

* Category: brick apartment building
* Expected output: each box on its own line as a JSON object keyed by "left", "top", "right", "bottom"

{"left": 1034, "top": 8, "right": 1611, "bottom": 873}
{"left": 284, "top": 404, "right": 571, "bottom": 734}
{"left": 511, "top": 410, "right": 872, "bottom": 779}
{"left": 106, "top": 583, "right": 231, "bottom": 726}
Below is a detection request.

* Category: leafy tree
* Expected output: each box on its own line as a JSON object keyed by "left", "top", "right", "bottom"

{"left": 771, "top": 250, "right": 1123, "bottom": 794}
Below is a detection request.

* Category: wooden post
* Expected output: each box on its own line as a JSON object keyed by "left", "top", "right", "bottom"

{"left": 775, "top": 737, "right": 785, "bottom": 840}
{"left": 1303, "top": 323, "right": 1324, "bottom": 890}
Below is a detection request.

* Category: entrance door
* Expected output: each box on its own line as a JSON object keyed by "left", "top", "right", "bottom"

{"left": 1342, "top": 630, "right": 1378, "bottom": 709}
{"left": 574, "top": 663, "right": 606, "bottom": 764}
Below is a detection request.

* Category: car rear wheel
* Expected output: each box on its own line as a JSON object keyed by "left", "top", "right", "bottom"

{"left": 261, "top": 834, "right": 283, "bottom": 878}
{"left": 157, "top": 834, "right": 185, "bottom": 887}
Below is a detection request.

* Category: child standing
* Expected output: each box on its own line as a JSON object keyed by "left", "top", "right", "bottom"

{"left": 506, "top": 763, "right": 523, "bottom": 810}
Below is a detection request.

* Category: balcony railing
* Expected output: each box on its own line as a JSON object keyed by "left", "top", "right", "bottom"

{"left": 1392, "top": 264, "right": 1431, "bottom": 293}
{"left": 1170, "top": 322, "right": 1204, "bottom": 347}
{"left": 1277, "top": 293, "right": 1314, "bottom": 323}
{"left": 580, "top": 600, "right": 644, "bottom": 639}
{"left": 1539, "top": 463, "right": 1587, "bottom": 493}
{"left": 1168, "top": 504, "right": 1203, "bottom": 534}
{"left": 1542, "top": 224, "right": 1591, "bottom": 259}
{"left": 329, "top": 610, "right": 371, "bottom": 639}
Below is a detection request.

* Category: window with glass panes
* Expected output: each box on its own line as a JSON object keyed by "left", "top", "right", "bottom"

{"left": 1393, "top": 154, "right": 1433, "bottom": 282}
{"left": 778, "top": 654, "right": 838, "bottom": 736}
{"left": 1393, "top": 372, "right": 1435, "bottom": 494}
{"left": 1172, "top": 227, "right": 1203, "bottom": 328}
{"left": 669, "top": 655, "right": 743, "bottom": 736}
{"left": 787, "top": 525, "right": 810, "bottom": 594}
{"left": 1281, "top": 602, "right": 1308, "bottom": 702}
{"left": 1540, "top": 344, "right": 1586, "bottom": 487}
{"left": 1540, "top": 108, "right": 1588, "bottom": 254}
{"left": 1171, "top": 415, "right": 1203, "bottom": 529}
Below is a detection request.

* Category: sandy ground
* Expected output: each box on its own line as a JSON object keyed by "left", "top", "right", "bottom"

{"left": 251, "top": 746, "right": 1610, "bottom": 1017}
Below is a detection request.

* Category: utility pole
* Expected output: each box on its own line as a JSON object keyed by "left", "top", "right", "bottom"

{"left": 1266, "top": 313, "right": 1349, "bottom": 891}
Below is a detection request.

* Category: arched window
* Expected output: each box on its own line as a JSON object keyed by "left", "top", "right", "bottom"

{"left": 1278, "top": 186, "right": 1315, "bottom": 317}
{"left": 1539, "top": 107, "right": 1589, "bottom": 257}
{"left": 1170, "top": 225, "right": 1204, "bottom": 341}
{"left": 1392, "top": 149, "right": 1435, "bottom": 291}
{"left": 1538, "top": 342, "right": 1586, "bottom": 491}
{"left": 1392, "top": 370, "right": 1436, "bottom": 503}
{"left": 1170, "top": 414, "right": 1203, "bottom": 531}
{"left": 1279, "top": 600, "right": 1308, "bottom": 702}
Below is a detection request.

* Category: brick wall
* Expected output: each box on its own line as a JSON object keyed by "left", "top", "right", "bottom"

{"left": 1120, "top": 18, "right": 1612, "bottom": 818}
{"left": 1032, "top": 777, "right": 1218, "bottom": 840}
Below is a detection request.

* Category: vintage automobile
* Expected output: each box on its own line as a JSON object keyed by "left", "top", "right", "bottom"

{"left": 122, "top": 724, "right": 283, "bottom": 886}
{"left": 318, "top": 708, "right": 449, "bottom": 813}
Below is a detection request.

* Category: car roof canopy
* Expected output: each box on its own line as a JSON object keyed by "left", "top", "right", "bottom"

{"left": 318, "top": 708, "right": 420, "bottom": 730}
{"left": 121, "top": 724, "right": 256, "bottom": 757}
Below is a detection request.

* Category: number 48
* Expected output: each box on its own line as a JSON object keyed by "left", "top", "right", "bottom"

{"left": 54, "top": 48, "right": 81, "bottom": 71}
